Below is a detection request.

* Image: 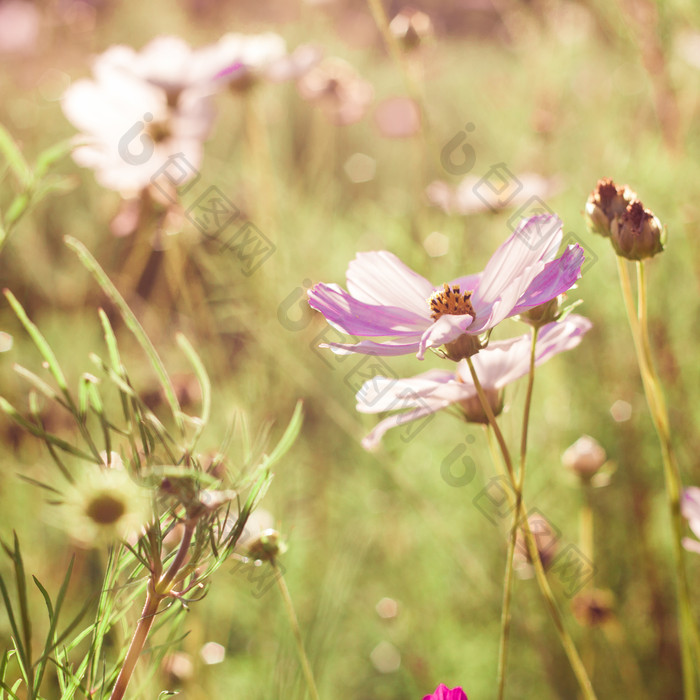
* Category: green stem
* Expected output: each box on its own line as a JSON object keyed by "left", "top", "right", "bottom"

{"left": 619, "top": 259, "right": 698, "bottom": 698}
{"left": 466, "top": 357, "right": 597, "bottom": 700}
{"left": 273, "top": 560, "right": 321, "bottom": 700}
{"left": 109, "top": 587, "right": 161, "bottom": 700}
{"left": 497, "top": 327, "right": 539, "bottom": 700}
{"left": 109, "top": 521, "right": 195, "bottom": 700}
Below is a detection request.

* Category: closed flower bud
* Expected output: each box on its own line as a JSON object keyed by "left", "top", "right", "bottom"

{"left": 611, "top": 200, "right": 666, "bottom": 260}
{"left": 515, "top": 513, "right": 558, "bottom": 571}
{"left": 562, "top": 435, "right": 607, "bottom": 480}
{"left": 520, "top": 295, "right": 564, "bottom": 328}
{"left": 246, "top": 528, "right": 287, "bottom": 562}
{"left": 389, "top": 7, "right": 433, "bottom": 50}
{"left": 585, "top": 178, "right": 636, "bottom": 238}
{"left": 459, "top": 388, "right": 504, "bottom": 424}
{"left": 572, "top": 589, "right": 615, "bottom": 627}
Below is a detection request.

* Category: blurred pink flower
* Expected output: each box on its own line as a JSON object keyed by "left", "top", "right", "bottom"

{"left": 681, "top": 487, "right": 700, "bottom": 554}
{"left": 357, "top": 314, "right": 591, "bottom": 448}
{"left": 62, "top": 37, "right": 219, "bottom": 194}
{"left": 308, "top": 215, "right": 583, "bottom": 360}
{"left": 0, "top": 0, "right": 40, "bottom": 54}
{"left": 423, "top": 685, "right": 468, "bottom": 700}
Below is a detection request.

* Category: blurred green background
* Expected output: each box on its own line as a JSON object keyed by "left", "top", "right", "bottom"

{"left": 1, "top": 0, "right": 700, "bottom": 697}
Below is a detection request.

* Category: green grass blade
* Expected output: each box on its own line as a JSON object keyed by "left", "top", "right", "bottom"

{"left": 65, "top": 236, "right": 185, "bottom": 435}
{"left": 175, "top": 333, "right": 210, "bottom": 451}
{"left": 3, "top": 291, "right": 69, "bottom": 396}
{"left": 0, "top": 122, "right": 31, "bottom": 188}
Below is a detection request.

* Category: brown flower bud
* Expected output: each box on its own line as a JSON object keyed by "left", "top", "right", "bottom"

{"left": 562, "top": 435, "right": 607, "bottom": 480}
{"left": 610, "top": 200, "right": 666, "bottom": 260}
{"left": 515, "top": 513, "right": 559, "bottom": 571}
{"left": 458, "top": 388, "right": 504, "bottom": 424}
{"left": 585, "top": 178, "right": 636, "bottom": 238}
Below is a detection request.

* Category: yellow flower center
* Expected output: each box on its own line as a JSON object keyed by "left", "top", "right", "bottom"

{"left": 85, "top": 493, "right": 126, "bottom": 525}
{"left": 429, "top": 283, "right": 475, "bottom": 321}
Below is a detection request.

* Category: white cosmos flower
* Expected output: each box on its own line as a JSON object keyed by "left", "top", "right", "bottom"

{"left": 62, "top": 38, "right": 218, "bottom": 194}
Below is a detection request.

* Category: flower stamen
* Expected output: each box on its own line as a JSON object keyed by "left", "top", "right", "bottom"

{"left": 429, "top": 283, "right": 475, "bottom": 321}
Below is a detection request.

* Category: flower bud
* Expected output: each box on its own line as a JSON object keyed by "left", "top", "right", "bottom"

{"left": 571, "top": 589, "right": 614, "bottom": 627}
{"left": 443, "top": 332, "right": 486, "bottom": 362}
{"left": 519, "top": 295, "right": 564, "bottom": 328}
{"left": 389, "top": 7, "right": 433, "bottom": 50}
{"left": 584, "top": 178, "right": 636, "bottom": 238}
{"left": 515, "top": 513, "right": 558, "bottom": 571}
{"left": 246, "top": 528, "right": 288, "bottom": 562}
{"left": 459, "top": 388, "right": 504, "bottom": 424}
{"left": 562, "top": 435, "right": 607, "bottom": 480}
{"left": 610, "top": 200, "right": 666, "bottom": 260}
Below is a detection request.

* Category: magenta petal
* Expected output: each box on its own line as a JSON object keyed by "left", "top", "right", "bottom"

{"left": 508, "top": 244, "right": 585, "bottom": 317}
{"left": 417, "top": 313, "right": 474, "bottom": 359}
{"left": 308, "top": 283, "right": 428, "bottom": 337}
{"left": 423, "top": 685, "right": 468, "bottom": 700}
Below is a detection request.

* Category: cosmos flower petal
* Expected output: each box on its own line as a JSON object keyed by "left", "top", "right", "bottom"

{"left": 473, "top": 215, "right": 562, "bottom": 316}
{"left": 322, "top": 339, "right": 423, "bottom": 356}
{"left": 363, "top": 315, "right": 591, "bottom": 446}
{"left": 682, "top": 537, "right": 700, "bottom": 555}
{"left": 308, "top": 283, "right": 429, "bottom": 337}
{"left": 361, "top": 401, "right": 445, "bottom": 450}
{"left": 423, "top": 685, "right": 469, "bottom": 700}
{"left": 682, "top": 487, "right": 700, "bottom": 541}
{"left": 356, "top": 370, "right": 465, "bottom": 413}
{"left": 509, "top": 245, "right": 585, "bottom": 317}
{"left": 345, "top": 251, "right": 434, "bottom": 317}
{"left": 417, "top": 313, "right": 474, "bottom": 359}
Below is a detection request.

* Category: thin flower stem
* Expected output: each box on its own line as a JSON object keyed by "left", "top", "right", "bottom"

{"left": 497, "top": 328, "right": 539, "bottom": 700}
{"left": 619, "top": 259, "right": 699, "bottom": 698}
{"left": 109, "top": 587, "right": 161, "bottom": 700}
{"left": 580, "top": 483, "right": 595, "bottom": 676}
{"left": 272, "top": 560, "right": 321, "bottom": 700}
{"left": 109, "top": 521, "right": 195, "bottom": 700}
{"left": 466, "top": 357, "right": 597, "bottom": 700}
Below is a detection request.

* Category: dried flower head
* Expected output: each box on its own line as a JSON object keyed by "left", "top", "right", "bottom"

{"left": 610, "top": 200, "right": 666, "bottom": 260}
{"left": 585, "top": 178, "right": 666, "bottom": 259}
{"left": 562, "top": 435, "right": 607, "bottom": 480}
{"left": 585, "top": 178, "right": 636, "bottom": 239}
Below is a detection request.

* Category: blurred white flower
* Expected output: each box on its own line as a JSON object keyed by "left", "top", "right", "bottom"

{"left": 62, "top": 38, "right": 219, "bottom": 194}
{"left": 298, "top": 57, "right": 373, "bottom": 125}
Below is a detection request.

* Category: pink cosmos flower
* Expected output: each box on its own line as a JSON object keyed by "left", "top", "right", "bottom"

{"left": 356, "top": 315, "right": 591, "bottom": 449}
{"left": 308, "top": 216, "right": 584, "bottom": 360}
{"left": 423, "top": 684, "right": 468, "bottom": 700}
{"left": 681, "top": 487, "right": 700, "bottom": 554}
